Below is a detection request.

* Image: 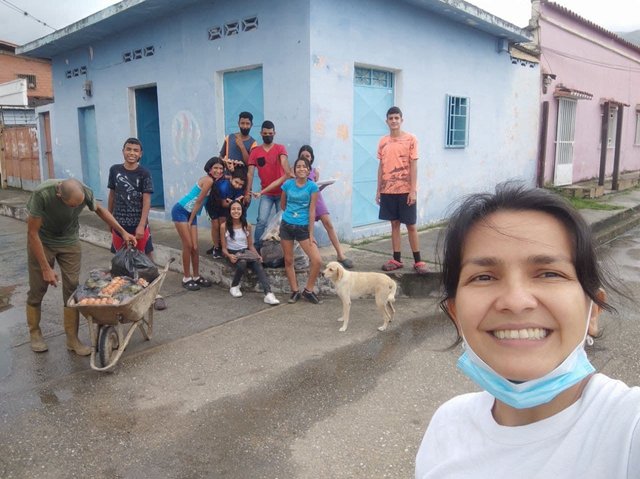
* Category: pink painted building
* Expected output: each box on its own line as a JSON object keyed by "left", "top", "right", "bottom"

{"left": 531, "top": 0, "right": 640, "bottom": 186}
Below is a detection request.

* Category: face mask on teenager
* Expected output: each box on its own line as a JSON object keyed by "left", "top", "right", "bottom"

{"left": 240, "top": 128, "right": 251, "bottom": 136}
{"left": 457, "top": 302, "right": 596, "bottom": 409}
{"left": 262, "top": 135, "right": 274, "bottom": 144}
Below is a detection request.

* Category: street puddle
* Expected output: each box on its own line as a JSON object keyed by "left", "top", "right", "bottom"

{"left": 0, "top": 285, "right": 19, "bottom": 380}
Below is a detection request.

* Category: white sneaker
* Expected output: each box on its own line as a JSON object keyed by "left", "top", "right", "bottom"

{"left": 264, "top": 292, "right": 280, "bottom": 305}
{"left": 229, "top": 286, "right": 242, "bottom": 297}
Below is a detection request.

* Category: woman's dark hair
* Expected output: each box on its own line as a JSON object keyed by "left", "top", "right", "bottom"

{"left": 203, "top": 156, "right": 223, "bottom": 174}
{"left": 293, "top": 157, "right": 311, "bottom": 171}
{"left": 203, "top": 157, "right": 224, "bottom": 217}
{"left": 298, "top": 145, "right": 315, "bottom": 165}
{"left": 440, "top": 182, "right": 615, "bottom": 322}
{"left": 225, "top": 200, "right": 247, "bottom": 240}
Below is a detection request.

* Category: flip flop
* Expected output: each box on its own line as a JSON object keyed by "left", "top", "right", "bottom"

{"left": 382, "top": 259, "right": 404, "bottom": 271}
{"left": 338, "top": 257, "right": 354, "bottom": 269}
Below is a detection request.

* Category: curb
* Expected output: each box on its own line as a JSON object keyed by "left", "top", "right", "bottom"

{"left": 0, "top": 202, "right": 439, "bottom": 298}
{"left": 6, "top": 193, "right": 638, "bottom": 297}
{"left": 592, "top": 204, "right": 640, "bottom": 245}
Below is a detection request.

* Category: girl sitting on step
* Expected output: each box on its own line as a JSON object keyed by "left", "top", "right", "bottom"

{"left": 221, "top": 200, "right": 280, "bottom": 305}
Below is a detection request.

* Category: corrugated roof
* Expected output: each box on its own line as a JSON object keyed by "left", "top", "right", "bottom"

{"left": 543, "top": 1, "right": 640, "bottom": 56}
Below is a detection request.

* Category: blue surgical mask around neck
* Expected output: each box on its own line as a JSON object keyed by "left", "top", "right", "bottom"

{"left": 457, "top": 302, "right": 595, "bottom": 410}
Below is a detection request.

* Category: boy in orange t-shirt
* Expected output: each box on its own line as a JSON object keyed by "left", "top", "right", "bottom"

{"left": 376, "top": 106, "right": 428, "bottom": 274}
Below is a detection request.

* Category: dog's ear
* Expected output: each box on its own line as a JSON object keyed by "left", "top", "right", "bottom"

{"left": 336, "top": 265, "right": 344, "bottom": 281}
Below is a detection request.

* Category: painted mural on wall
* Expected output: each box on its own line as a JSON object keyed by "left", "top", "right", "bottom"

{"left": 169, "top": 110, "right": 202, "bottom": 199}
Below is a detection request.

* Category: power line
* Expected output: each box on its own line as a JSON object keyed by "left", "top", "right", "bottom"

{"left": 544, "top": 46, "right": 640, "bottom": 73}
{"left": 0, "top": 0, "right": 57, "bottom": 32}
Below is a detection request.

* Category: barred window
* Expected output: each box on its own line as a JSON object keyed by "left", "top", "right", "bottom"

{"left": 445, "top": 95, "right": 470, "bottom": 148}
{"left": 17, "top": 73, "right": 36, "bottom": 88}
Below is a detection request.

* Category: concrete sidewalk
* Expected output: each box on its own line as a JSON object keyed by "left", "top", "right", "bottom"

{"left": 2, "top": 184, "right": 640, "bottom": 296}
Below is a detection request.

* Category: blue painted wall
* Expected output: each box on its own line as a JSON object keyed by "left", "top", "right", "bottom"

{"left": 47, "top": 0, "right": 310, "bottom": 219}
{"left": 309, "top": 0, "right": 540, "bottom": 240}
{"left": 43, "top": 0, "right": 538, "bottom": 241}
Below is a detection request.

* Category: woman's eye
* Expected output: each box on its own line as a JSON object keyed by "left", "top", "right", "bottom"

{"left": 471, "top": 274, "right": 493, "bottom": 282}
{"left": 539, "top": 271, "right": 562, "bottom": 278}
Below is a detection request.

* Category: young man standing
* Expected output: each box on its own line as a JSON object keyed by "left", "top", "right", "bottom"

{"left": 246, "top": 120, "right": 291, "bottom": 250}
{"left": 219, "top": 111, "right": 257, "bottom": 174}
{"left": 26, "top": 179, "right": 136, "bottom": 355}
{"left": 107, "top": 137, "right": 166, "bottom": 310}
{"left": 376, "top": 106, "right": 428, "bottom": 275}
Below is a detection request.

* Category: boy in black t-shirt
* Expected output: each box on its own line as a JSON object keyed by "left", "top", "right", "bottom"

{"left": 108, "top": 137, "right": 166, "bottom": 310}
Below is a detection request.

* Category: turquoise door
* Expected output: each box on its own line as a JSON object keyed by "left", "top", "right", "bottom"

{"left": 78, "top": 106, "right": 102, "bottom": 199}
{"left": 352, "top": 68, "right": 394, "bottom": 227}
{"left": 223, "top": 67, "right": 264, "bottom": 223}
{"left": 135, "top": 86, "right": 164, "bottom": 207}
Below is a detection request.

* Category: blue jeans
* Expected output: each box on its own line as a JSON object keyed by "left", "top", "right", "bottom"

{"left": 254, "top": 195, "right": 281, "bottom": 250}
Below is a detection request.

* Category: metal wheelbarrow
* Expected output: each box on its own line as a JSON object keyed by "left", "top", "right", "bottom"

{"left": 67, "top": 260, "right": 172, "bottom": 372}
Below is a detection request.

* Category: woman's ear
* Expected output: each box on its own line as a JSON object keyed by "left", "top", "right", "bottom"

{"left": 588, "top": 289, "right": 607, "bottom": 337}
{"left": 445, "top": 298, "right": 461, "bottom": 331}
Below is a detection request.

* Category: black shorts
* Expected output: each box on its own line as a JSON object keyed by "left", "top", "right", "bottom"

{"left": 279, "top": 221, "right": 310, "bottom": 242}
{"left": 379, "top": 193, "right": 417, "bottom": 225}
{"left": 208, "top": 205, "right": 229, "bottom": 220}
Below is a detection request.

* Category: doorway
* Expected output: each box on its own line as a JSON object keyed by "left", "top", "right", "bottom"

{"left": 78, "top": 106, "right": 101, "bottom": 197}
{"left": 352, "top": 67, "right": 394, "bottom": 227}
{"left": 223, "top": 67, "right": 264, "bottom": 223}
{"left": 135, "top": 86, "right": 164, "bottom": 207}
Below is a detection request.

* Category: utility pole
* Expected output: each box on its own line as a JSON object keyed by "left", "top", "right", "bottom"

{"left": 0, "top": 107, "right": 7, "bottom": 189}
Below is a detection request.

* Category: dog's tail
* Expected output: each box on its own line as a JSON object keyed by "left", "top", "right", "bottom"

{"left": 387, "top": 281, "right": 397, "bottom": 304}
{"left": 386, "top": 281, "right": 397, "bottom": 317}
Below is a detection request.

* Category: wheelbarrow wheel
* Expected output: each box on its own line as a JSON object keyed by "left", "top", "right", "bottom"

{"left": 98, "top": 326, "right": 119, "bottom": 368}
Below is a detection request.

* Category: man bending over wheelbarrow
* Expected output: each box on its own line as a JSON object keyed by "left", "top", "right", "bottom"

{"left": 26, "top": 178, "right": 137, "bottom": 356}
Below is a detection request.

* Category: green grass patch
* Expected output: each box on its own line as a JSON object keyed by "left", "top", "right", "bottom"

{"left": 565, "top": 197, "right": 624, "bottom": 211}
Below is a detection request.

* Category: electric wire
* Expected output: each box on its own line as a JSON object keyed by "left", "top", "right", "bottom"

{"left": 0, "top": 0, "right": 57, "bottom": 31}
{"left": 543, "top": 46, "right": 640, "bottom": 73}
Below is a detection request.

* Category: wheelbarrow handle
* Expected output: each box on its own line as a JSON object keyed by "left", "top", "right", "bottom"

{"left": 162, "top": 257, "right": 176, "bottom": 274}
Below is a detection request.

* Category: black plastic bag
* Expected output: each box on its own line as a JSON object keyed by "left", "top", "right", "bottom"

{"left": 260, "top": 240, "right": 284, "bottom": 268}
{"left": 111, "top": 246, "right": 159, "bottom": 282}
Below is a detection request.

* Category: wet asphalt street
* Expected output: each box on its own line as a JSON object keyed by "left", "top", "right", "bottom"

{"left": 1, "top": 214, "right": 639, "bottom": 478}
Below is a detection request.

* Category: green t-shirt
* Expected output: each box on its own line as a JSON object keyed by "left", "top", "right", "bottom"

{"left": 26, "top": 179, "right": 96, "bottom": 246}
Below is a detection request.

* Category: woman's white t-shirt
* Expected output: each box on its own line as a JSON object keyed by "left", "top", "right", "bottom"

{"left": 416, "top": 374, "right": 640, "bottom": 479}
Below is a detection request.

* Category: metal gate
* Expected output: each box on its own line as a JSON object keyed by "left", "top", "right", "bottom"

{"left": 0, "top": 125, "right": 40, "bottom": 190}
{"left": 553, "top": 97, "right": 577, "bottom": 186}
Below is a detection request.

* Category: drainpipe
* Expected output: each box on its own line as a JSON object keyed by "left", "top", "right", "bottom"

{"left": 0, "top": 108, "right": 6, "bottom": 189}
{"left": 598, "top": 102, "right": 610, "bottom": 186}
{"left": 612, "top": 106, "right": 624, "bottom": 190}
{"left": 537, "top": 101, "right": 549, "bottom": 187}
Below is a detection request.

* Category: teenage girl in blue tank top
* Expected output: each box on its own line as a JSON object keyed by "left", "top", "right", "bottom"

{"left": 171, "top": 157, "right": 223, "bottom": 291}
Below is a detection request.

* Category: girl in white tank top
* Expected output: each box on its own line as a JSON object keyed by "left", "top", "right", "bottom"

{"left": 220, "top": 200, "right": 279, "bottom": 305}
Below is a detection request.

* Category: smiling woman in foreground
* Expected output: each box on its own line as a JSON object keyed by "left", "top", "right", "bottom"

{"left": 415, "top": 183, "right": 640, "bottom": 479}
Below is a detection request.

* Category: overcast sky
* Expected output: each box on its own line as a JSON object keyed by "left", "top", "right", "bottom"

{"left": 1, "top": 0, "right": 639, "bottom": 46}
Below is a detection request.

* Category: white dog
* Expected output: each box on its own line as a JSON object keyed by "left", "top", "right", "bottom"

{"left": 322, "top": 261, "right": 397, "bottom": 332}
